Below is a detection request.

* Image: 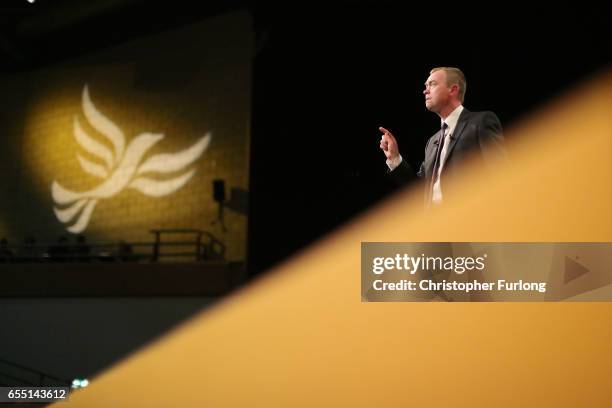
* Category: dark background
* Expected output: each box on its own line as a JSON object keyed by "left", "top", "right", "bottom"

{"left": 0, "top": 0, "right": 609, "bottom": 387}
{"left": 248, "top": 2, "right": 611, "bottom": 273}
{"left": 1, "top": 1, "right": 609, "bottom": 274}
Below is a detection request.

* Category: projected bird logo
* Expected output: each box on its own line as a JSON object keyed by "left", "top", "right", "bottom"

{"left": 51, "top": 85, "right": 212, "bottom": 233}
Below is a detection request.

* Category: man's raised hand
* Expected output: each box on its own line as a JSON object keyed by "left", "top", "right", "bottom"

{"left": 379, "top": 126, "right": 400, "bottom": 161}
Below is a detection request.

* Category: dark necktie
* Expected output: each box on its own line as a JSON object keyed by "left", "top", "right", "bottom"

{"left": 432, "top": 122, "right": 448, "bottom": 183}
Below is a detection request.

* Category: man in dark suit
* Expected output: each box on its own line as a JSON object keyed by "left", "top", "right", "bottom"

{"left": 379, "top": 67, "right": 505, "bottom": 205}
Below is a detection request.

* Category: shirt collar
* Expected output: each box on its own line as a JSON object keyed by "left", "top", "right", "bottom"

{"left": 441, "top": 105, "right": 464, "bottom": 134}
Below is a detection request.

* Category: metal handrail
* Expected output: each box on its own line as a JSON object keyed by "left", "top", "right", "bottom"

{"left": 150, "top": 229, "right": 226, "bottom": 262}
{"left": 0, "top": 233, "right": 226, "bottom": 263}
{"left": 0, "top": 357, "right": 71, "bottom": 386}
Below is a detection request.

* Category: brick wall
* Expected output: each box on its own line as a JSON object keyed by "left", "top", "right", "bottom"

{"left": 0, "top": 11, "right": 252, "bottom": 262}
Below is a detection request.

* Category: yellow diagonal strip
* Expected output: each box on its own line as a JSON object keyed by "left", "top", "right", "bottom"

{"left": 60, "top": 70, "right": 612, "bottom": 408}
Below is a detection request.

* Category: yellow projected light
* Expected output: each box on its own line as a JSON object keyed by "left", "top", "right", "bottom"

{"left": 59, "top": 70, "right": 612, "bottom": 407}
{"left": 51, "top": 85, "right": 211, "bottom": 233}
{"left": 23, "top": 84, "right": 214, "bottom": 240}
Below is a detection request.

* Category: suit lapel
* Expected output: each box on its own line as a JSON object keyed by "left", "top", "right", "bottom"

{"left": 424, "top": 127, "right": 445, "bottom": 178}
{"left": 443, "top": 108, "right": 470, "bottom": 165}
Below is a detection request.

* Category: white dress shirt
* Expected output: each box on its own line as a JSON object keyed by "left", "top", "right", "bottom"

{"left": 387, "top": 105, "right": 464, "bottom": 204}
{"left": 431, "top": 105, "right": 463, "bottom": 203}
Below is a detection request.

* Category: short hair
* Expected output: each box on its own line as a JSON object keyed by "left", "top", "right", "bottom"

{"left": 430, "top": 67, "right": 466, "bottom": 103}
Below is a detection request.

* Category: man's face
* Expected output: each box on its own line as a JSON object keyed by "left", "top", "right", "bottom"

{"left": 423, "top": 70, "right": 451, "bottom": 113}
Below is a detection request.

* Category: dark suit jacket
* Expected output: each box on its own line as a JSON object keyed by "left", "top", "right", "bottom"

{"left": 390, "top": 108, "right": 505, "bottom": 202}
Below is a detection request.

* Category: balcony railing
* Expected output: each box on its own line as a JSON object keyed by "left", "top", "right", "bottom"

{"left": 0, "top": 229, "right": 226, "bottom": 264}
